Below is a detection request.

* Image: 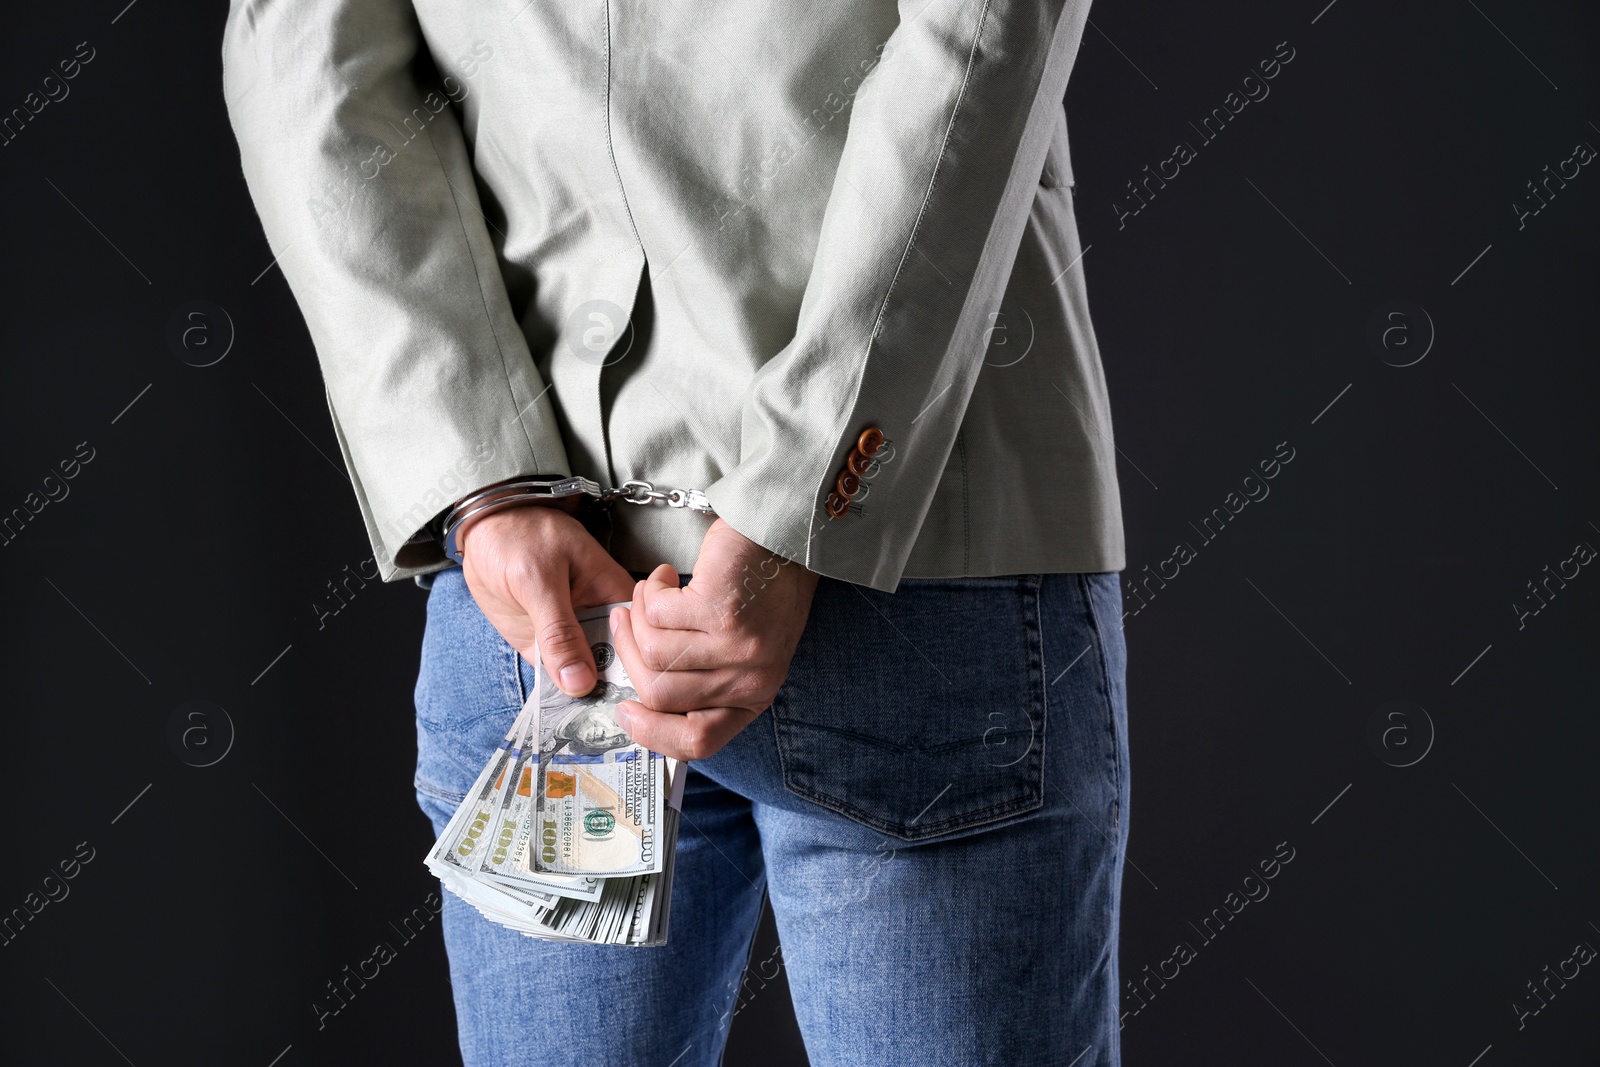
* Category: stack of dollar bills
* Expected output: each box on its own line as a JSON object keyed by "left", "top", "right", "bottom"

{"left": 425, "top": 604, "right": 686, "bottom": 946}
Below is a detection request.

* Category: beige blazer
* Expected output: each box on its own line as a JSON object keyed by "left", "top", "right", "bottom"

{"left": 222, "top": 0, "right": 1123, "bottom": 591}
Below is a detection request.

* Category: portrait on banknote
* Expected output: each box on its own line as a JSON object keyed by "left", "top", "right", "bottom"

{"left": 537, "top": 673, "right": 640, "bottom": 758}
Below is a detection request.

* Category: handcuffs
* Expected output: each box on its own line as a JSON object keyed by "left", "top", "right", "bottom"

{"left": 441, "top": 476, "right": 715, "bottom": 564}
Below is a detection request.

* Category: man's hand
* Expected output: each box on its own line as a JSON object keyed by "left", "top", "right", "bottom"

{"left": 459, "top": 505, "right": 636, "bottom": 696}
{"left": 608, "top": 518, "right": 819, "bottom": 761}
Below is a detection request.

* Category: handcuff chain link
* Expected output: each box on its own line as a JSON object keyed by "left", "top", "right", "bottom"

{"left": 608, "top": 479, "right": 714, "bottom": 513}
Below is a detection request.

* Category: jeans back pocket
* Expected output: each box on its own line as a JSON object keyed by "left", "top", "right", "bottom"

{"left": 771, "top": 575, "right": 1047, "bottom": 842}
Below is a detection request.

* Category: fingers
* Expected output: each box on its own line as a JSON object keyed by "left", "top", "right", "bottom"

{"left": 615, "top": 700, "right": 757, "bottom": 762}
{"left": 584, "top": 520, "right": 814, "bottom": 762}
{"left": 529, "top": 525, "right": 640, "bottom": 695}
{"left": 498, "top": 537, "right": 605, "bottom": 696}
{"left": 465, "top": 507, "right": 643, "bottom": 697}
{"left": 625, "top": 583, "right": 732, "bottom": 671}
{"left": 609, "top": 606, "right": 752, "bottom": 711}
{"left": 520, "top": 580, "right": 597, "bottom": 696}
{"left": 636, "top": 562, "right": 728, "bottom": 633}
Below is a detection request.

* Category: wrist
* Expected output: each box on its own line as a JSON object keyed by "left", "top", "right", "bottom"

{"left": 443, "top": 473, "right": 585, "bottom": 564}
{"left": 446, "top": 474, "right": 569, "bottom": 513}
{"left": 457, "top": 497, "right": 576, "bottom": 558}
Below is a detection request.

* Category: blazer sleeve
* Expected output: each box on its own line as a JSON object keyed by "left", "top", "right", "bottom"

{"left": 221, "top": 0, "right": 569, "bottom": 580}
{"left": 701, "top": 0, "right": 1093, "bottom": 592}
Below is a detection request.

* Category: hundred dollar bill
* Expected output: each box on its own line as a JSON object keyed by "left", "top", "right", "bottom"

{"left": 423, "top": 677, "right": 598, "bottom": 902}
{"left": 466, "top": 660, "right": 606, "bottom": 902}
{"left": 479, "top": 752, "right": 603, "bottom": 902}
{"left": 425, "top": 603, "right": 688, "bottom": 945}
{"left": 527, "top": 605, "right": 666, "bottom": 877}
{"left": 427, "top": 700, "right": 536, "bottom": 878}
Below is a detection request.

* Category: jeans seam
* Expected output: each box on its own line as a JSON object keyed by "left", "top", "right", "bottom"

{"left": 414, "top": 778, "right": 466, "bottom": 805}
{"left": 1078, "top": 573, "right": 1121, "bottom": 833}
{"left": 777, "top": 779, "right": 1044, "bottom": 841}
{"left": 772, "top": 718, "right": 995, "bottom": 756}
{"left": 504, "top": 637, "right": 525, "bottom": 711}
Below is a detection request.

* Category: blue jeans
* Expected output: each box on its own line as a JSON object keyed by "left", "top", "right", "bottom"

{"left": 414, "top": 567, "right": 1130, "bottom": 1067}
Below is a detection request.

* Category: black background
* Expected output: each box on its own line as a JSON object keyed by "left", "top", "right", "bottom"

{"left": 2, "top": 1, "right": 1597, "bottom": 1064}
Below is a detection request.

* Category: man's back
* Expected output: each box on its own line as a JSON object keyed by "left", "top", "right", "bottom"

{"left": 223, "top": 0, "right": 1122, "bottom": 590}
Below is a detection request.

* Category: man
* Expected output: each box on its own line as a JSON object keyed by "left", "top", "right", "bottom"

{"left": 223, "top": 0, "right": 1129, "bottom": 1062}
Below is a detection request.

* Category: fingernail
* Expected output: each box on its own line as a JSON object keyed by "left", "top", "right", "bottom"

{"left": 614, "top": 703, "right": 632, "bottom": 729}
{"left": 559, "top": 665, "right": 588, "bottom": 692}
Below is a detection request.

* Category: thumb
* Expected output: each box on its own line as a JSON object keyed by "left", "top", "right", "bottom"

{"left": 517, "top": 576, "right": 598, "bottom": 698}
{"left": 683, "top": 518, "right": 755, "bottom": 596}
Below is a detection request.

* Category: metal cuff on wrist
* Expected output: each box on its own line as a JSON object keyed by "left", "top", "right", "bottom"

{"left": 441, "top": 476, "right": 715, "bottom": 564}
{"left": 441, "top": 477, "right": 604, "bottom": 564}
